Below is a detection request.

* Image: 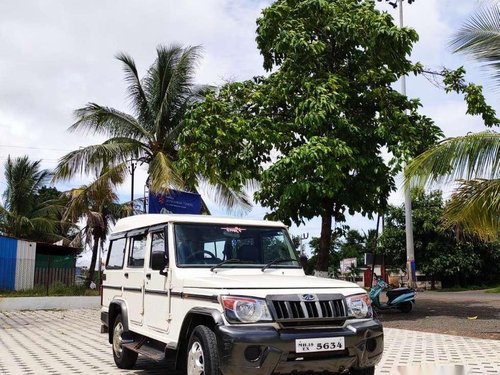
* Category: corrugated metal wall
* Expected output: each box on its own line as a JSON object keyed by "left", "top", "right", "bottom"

{"left": 15, "top": 240, "right": 36, "bottom": 290}
{"left": 1, "top": 235, "right": 77, "bottom": 291}
{"left": 0, "top": 236, "right": 17, "bottom": 291}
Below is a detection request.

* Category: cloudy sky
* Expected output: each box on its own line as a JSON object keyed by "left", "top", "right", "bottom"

{"left": 0, "top": 0, "right": 494, "bottom": 262}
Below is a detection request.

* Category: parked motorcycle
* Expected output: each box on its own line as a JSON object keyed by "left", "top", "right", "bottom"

{"left": 369, "top": 277, "right": 416, "bottom": 313}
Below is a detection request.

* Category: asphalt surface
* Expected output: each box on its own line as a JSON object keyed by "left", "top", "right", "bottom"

{"left": 378, "top": 290, "right": 500, "bottom": 340}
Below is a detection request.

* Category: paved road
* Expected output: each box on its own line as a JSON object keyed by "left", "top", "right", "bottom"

{"left": 0, "top": 309, "right": 500, "bottom": 374}
{"left": 379, "top": 290, "right": 500, "bottom": 340}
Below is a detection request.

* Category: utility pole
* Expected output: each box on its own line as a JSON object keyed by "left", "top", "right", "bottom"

{"left": 379, "top": 0, "right": 416, "bottom": 288}
{"left": 129, "top": 160, "right": 137, "bottom": 213}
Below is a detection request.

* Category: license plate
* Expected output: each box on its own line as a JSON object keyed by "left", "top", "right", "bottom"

{"left": 295, "top": 337, "right": 345, "bottom": 353}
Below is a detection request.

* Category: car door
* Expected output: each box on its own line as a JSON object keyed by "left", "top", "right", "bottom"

{"left": 123, "top": 230, "right": 147, "bottom": 327}
{"left": 144, "top": 226, "right": 171, "bottom": 335}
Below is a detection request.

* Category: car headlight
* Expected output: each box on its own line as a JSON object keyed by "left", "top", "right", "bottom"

{"left": 221, "top": 296, "right": 273, "bottom": 323}
{"left": 346, "top": 293, "right": 373, "bottom": 319}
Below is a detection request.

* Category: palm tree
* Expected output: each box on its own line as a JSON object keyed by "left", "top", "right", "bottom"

{"left": 63, "top": 167, "right": 131, "bottom": 287}
{"left": 0, "top": 156, "right": 62, "bottom": 241}
{"left": 405, "top": 3, "right": 500, "bottom": 242}
{"left": 451, "top": 2, "right": 500, "bottom": 85}
{"left": 405, "top": 131, "right": 499, "bottom": 241}
{"left": 54, "top": 44, "right": 250, "bottom": 211}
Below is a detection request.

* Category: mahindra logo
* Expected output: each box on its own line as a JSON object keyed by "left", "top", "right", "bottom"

{"left": 301, "top": 294, "right": 316, "bottom": 301}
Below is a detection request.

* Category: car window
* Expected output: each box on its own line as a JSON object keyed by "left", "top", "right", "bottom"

{"left": 150, "top": 231, "right": 167, "bottom": 270}
{"left": 128, "top": 234, "right": 146, "bottom": 268}
{"left": 107, "top": 237, "right": 126, "bottom": 269}
{"left": 174, "top": 223, "right": 299, "bottom": 268}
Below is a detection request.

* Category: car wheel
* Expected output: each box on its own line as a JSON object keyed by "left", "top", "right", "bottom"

{"left": 350, "top": 366, "right": 375, "bottom": 375}
{"left": 187, "top": 325, "right": 220, "bottom": 375}
{"left": 398, "top": 301, "right": 413, "bottom": 313}
{"left": 112, "top": 314, "right": 138, "bottom": 369}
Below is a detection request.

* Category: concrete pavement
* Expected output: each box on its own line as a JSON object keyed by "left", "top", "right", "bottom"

{"left": 0, "top": 308, "right": 499, "bottom": 374}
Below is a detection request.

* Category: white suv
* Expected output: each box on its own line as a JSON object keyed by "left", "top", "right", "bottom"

{"left": 100, "top": 214, "right": 383, "bottom": 375}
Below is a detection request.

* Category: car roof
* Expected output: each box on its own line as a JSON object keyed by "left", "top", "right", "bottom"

{"left": 112, "top": 214, "right": 286, "bottom": 235}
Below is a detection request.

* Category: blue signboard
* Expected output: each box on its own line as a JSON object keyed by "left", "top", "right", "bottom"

{"left": 149, "top": 190, "right": 202, "bottom": 214}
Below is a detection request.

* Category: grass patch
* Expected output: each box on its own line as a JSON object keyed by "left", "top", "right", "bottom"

{"left": 485, "top": 285, "right": 500, "bottom": 294}
{"left": 436, "top": 284, "right": 500, "bottom": 293}
{"left": 0, "top": 283, "right": 100, "bottom": 297}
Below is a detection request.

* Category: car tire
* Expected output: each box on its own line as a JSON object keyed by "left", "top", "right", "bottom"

{"left": 187, "top": 325, "right": 220, "bottom": 375}
{"left": 112, "top": 314, "right": 138, "bottom": 369}
{"left": 398, "top": 301, "right": 413, "bottom": 313}
{"left": 350, "top": 366, "right": 375, "bottom": 375}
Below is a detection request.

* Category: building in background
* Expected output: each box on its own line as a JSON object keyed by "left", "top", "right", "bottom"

{"left": 0, "top": 235, "right": 79, "bottom": 291}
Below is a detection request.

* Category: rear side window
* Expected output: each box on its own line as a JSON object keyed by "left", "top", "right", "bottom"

{"left": 150, "top": 231, "right": 167, "bottom": 270}
{"left": 128, "top": 234, "right": 147, "bottom": 268}
{"left": 107, "top": 237, "right": 126, "bottom": 269}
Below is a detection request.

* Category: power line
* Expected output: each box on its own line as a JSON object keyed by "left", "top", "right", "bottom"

{"left": 0, "top": 144, "right": 73, "bottom": 152}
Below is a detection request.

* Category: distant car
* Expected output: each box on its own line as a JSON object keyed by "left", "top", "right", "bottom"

{"left": 100, "top": 214, "right": 383, "bottom": 375}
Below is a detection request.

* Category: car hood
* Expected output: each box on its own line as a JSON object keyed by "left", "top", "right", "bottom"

{"left": 182, "top": 273, "right": 361, "bottom": 290}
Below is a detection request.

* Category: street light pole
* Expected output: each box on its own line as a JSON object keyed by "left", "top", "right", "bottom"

{"left": 379, "top": 0, "right": 416, "bottom": 288}
{"left": 129, "top": 161, "right": 137, "bottom": 213}
{"left": 397, "top": 0, "right": 416, "bottom": 289}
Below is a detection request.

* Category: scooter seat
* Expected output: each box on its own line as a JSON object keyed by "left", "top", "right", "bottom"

{"left": 386, "top": 288, "right": 413, "bottom": 301}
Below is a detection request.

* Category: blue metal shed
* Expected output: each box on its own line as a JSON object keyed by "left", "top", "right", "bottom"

{"left": 0, "top": 236, "right": 18, "bottom": 291}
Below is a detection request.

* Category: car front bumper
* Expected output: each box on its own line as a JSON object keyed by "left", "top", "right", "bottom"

{"left": 216, "top": 319, "right": 383, "bottom": 375}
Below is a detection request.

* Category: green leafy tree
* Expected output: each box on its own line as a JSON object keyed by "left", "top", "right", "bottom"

{"left": 306, "top": 231, "right": 342, "bottom": 276}
{"left": 339, "top": 229, "right": 367, "bottom": 263}
{"left": 54, "top": 45, "right": 249, "bottom": 211}
{"left": 36, "top": 186, "right": 76, "bottom": 241}
{"left": 180, "top": 0, "right": 442, "bottom": 275}
{"left": 0, "top": 156, "right": 62, "bottom": 241}
{"left": 379, "top": 189, "right": 492, "bottom": 288}
{"left": 63, "top": 168, "right": 131, "bottom": 287}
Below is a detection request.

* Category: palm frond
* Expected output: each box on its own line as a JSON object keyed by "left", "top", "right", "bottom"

{"left": 53, "top": 142, "right": 142, "bottom": 181}
{"left": 62, "top": 165, "right": 125, "bottom": 223}
{"left": 71, "top": 103, "right": 152, "bottom": 141}
{"left": 29, "top": 216, "right": 61, "bottom": 239}
{"left": 198, "top": 176, "right": 253, "bottom": 214}
{"left": 148, "top": 151, "right": 184, "bottom": 193}
{"left": 3, "top": 156, "right": 51, "bottom": 215}
{"left": 405, "top": 131, "right": 500, "bottom": 188}
{"left": 442, "top": 179, "right": 500, "bottom": 241}
{"left": 143, "top": 45, "right": 202, "bottom": 140}
{"left": 451, "top": 3, "right": 500, "bottom": 82}
{"left": 155, "top": 45, "right": 203, "bottom": 135}
{"left": 143, "top": 44, "right": 183, "bottom": 122}
{"left": 115, "top": 52, "right": 153, "bottom": 125}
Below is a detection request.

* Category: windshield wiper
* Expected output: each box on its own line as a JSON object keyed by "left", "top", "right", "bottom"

{"left": 261, "top": 258, "right": 296, "bottom": 272}
{"left": 210, "top": 258, "right": 241, "bottom": 272}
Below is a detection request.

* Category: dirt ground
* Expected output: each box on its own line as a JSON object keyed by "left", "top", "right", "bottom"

{"left": 377, "top": 290, "right": 500, "bottom": 340}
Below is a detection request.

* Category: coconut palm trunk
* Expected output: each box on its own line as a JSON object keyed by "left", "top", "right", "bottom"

{"left": 86, "top": 233, "right": 101, "bottom": 287}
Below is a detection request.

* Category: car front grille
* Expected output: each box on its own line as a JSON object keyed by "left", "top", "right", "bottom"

{"left": 267, "top": 294, "right": 348, "bottom": 327}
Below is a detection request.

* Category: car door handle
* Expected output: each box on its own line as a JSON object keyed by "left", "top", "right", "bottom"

{"left": 146, "top": 273, "right": 151, "bottom": 280}
{"left": 124, "top": 273, "right": 129, "bottom": 278}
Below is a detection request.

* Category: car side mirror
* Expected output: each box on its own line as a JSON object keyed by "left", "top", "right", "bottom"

{"left": 159, "top": 267, "right": 168, "bottom": 276}
{"left": 152, "top": 251, "right": 168, "bottom": 272}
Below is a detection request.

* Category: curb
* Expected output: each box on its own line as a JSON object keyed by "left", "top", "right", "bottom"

{"left": 0, "top": 296, "right": 100, "bottom": 311}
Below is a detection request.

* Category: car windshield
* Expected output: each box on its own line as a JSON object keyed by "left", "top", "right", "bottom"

{"left": 174, "top": 223, "right": 300, "bottom": 268}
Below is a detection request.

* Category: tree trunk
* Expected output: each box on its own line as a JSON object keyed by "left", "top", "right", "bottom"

{"left": 315, "top": 200, "right": 333, "bottom": 277}
{"left": 86, "top": 236, "right": 99, "bottom": 288}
